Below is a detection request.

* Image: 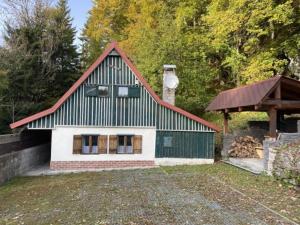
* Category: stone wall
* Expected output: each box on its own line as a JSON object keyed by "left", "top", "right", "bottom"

{"left": 0, "top": 133, "right": 21, "bottom": 144}
{"left": 263, "top": 138, "right": 277, "bottom": 174}
{"left": 0, "top": 131, "right": 51, "bottom": 156}
{"left": 263, "top": 133, "right": 300, "bottom": 175}
{"left": 222, "top": 134, "right": 235, "bottom": 158}
{"left": 0, "top": 143, "right": 50, "bottom": 185}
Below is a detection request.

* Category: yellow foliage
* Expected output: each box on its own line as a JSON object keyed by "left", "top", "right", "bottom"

{"left": 241, "top": 52, "right": 288, "bottom": 84}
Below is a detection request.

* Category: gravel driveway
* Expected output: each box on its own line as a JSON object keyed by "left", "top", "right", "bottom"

{"left": 0, "top": 165, "right": 299, "bottom": 225}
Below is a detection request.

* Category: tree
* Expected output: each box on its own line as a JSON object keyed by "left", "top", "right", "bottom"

{"left": 3, "top": 2, "right": 52, "bottom": 119}
{"left": 81, "top": 0, "right": 218, "bottom": 114}
{"left": 47, "top": 0, "right": 80, "bottom": 103}
{"left": 64, "top": 0, "right": 300, "bottom": 116}
{"left": 0, "top": 47, "right": 11, "bottom": 134}
{"left": 0, "top": 0, "right": 79, "bottom": 132}
{"left": 81, "top": 0, "right": 130, "bottom": 67}
{"left": 204, "top": 0, "right": 299, "bottom": 84}
{"left": 121, "top": 0, "right": 219, "bottom": 113}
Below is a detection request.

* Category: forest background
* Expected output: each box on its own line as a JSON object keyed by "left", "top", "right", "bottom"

{"left": 0, "top": 0, "right": 299, "bottom": 133}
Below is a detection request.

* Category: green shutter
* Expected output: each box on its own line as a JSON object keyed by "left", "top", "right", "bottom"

{"left": 128, "top": 86, "right": 140, "bottom": 97}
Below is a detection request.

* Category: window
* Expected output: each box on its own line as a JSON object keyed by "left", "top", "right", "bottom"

{"left": 109, "top": 135, "right": 142, "bottom": 154}
{"left": 118, "top": 86, "right": 128, "bottom": 97}
{"left": 98, "top": 86, "right": 109, "bottom": 97}
{"left": 117, "top": 86, "right": 140, "bottom": 98}
{"left": 117, "top": 135, "right": 133, "bottom": 154}
{"left": 82, "top": 135, "right": 98, "bottom": 154}
{"left": 85, "top": 85, "right": 109, "bottom": 97}
{"left": 163, "top": 137, "right": 173, "bottom": 147}
{"left": 73, "top": 135, "right": 108, "bottom": 154}
{"left": 85, "top": 85, "right": 98, "bottom": 97}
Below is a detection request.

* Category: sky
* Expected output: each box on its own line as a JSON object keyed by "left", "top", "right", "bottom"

{"left": 64, "top": 0, "right": 93, "bottom": 46}
{"left": 0, "top": 0, "right": 93, "bottom": 47}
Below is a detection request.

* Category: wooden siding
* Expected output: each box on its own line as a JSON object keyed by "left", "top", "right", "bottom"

{"left": 156, "top": 105, "right": 209, "bottom": 131}
{"left": 27, "top": 54, "right": 213, "bottom": 132}
{"left": 155, "top": 131, "right": 215, "bottom": 158}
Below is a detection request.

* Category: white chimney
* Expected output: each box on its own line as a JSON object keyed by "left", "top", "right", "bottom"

{"left": 163, "top": 65, "right": 179, "bottom": 105}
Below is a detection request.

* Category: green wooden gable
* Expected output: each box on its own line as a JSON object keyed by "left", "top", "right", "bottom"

{"left": 26, "top": 50, "right": 215, "bottom": 132}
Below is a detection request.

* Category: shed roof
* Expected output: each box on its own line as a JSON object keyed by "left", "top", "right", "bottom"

{"left": 206, "top": 76, "right": 300, "bottom": 112}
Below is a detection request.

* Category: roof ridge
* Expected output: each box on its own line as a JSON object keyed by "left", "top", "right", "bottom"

{"left": 221, "top": 76, "right": 281, "bottom": 94}
{"left": 206, "top": 76, "right": 284, "bottom": 112}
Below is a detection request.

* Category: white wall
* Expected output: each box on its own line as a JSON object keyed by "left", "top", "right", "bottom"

{"left": 51, "top": 126, "right": 156, "bottom": 161}
{"left": 155, "top": 158, "right": 214, "bottom": 166}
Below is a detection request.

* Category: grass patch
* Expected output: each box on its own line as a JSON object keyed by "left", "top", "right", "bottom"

{"left": 163, "top": 163, "right": 300, "bottom": 223}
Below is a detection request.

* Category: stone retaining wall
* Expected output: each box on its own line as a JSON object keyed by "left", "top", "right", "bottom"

{"left": 263, "top": 133, "right": 300, "bottom": 175}
{"left": 222, "top": 134, "right": 235, "bottom": 158}
{"left": 0, "top": 142, "right": 50, "bottom": 185}
{"left": 0, "top": 131, "right": 51, "bottom": 156}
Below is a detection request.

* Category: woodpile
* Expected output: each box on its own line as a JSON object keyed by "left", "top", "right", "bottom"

{"left": 228, "top": 136, "right": 263, "bottom": 158}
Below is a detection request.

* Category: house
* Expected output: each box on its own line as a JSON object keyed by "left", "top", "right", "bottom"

{"left": 10, "top": 42, "right": 220, "bottom": 170}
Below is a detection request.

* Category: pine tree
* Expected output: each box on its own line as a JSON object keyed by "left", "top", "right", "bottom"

{"left": 49, "top": 0, "right": 80, "bottom": 102}
{"left": 3, "top": 8, "right": 51, "bottom": 117}
{"left": 0, "top": 0, "right": 80, "bottom": 131}
{"left": 0, "top": 47, "right": 10, "bottom": 134}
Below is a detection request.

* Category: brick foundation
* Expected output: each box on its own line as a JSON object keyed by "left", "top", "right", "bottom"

{"left": 50, "top": 160, "right": 155, "bottom": 170}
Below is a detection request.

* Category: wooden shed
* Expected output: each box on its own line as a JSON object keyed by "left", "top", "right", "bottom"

{"left": 206, "top": 76, "right": 300, "bottom": 137}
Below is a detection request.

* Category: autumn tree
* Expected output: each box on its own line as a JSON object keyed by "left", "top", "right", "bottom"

{"left": 81, "top": 0, "right": 130, "bottom": 67}
{"left": 77, "top": 0, "right": 300, "bottom": 114}
{"left": 204, "top": 0, "right": 299, "bottom": 84}
{"left": 81, "top": 0, "right": 218, "bottom": 114}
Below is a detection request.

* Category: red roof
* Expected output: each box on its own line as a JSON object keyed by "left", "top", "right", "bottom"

{"left": 10, "top": 42, "right": 220, "bottom": 132}
{"left": 206, "top": 76, "right": 300, "bottom": 113}
{"left": 206, "top": 76, "right": 281, "bottom": 111}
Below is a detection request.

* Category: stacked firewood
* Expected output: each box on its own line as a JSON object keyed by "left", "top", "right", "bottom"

{"left": 228, "top": 136, "right": 262, "bottom": 158}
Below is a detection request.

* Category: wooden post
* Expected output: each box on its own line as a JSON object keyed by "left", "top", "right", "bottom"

{"left": 223, "top": 112, "right": 229, "bottom": 135}
{"left": 275, "top": 82, "right": 281, "bottom": 99}
{"left": 269, "top": 107, "right": 277, "bottom": 138}
{"left": 275, "top": 82, "right": 282, "bottom": 108}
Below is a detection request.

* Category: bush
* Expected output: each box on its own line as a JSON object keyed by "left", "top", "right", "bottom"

{"left": 273, "top": 141, "right": 300, "bottom": 187}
